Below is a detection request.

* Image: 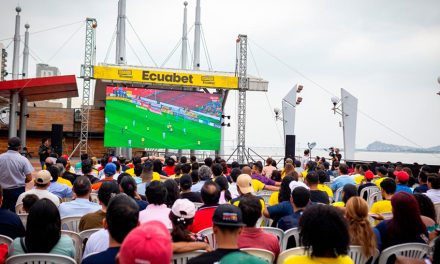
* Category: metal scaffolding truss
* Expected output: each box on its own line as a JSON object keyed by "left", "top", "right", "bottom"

{"left": 78, "top": 18, "right": 97, "bottom": 155}
{"left": 236, "top": 34, "right": 248, "bottom": 164}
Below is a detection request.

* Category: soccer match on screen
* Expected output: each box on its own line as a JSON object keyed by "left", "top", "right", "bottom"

{"left": 104, "top": 86, "right": 223, "bottom": 150}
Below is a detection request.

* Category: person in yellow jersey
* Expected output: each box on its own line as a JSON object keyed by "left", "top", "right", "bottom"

{"left": 137, "top": 161, "right": 161, "bottom": 196}
{"left": 332, "top": 184, "right": 358, "bottom": 210}
{"left": 317, "top": 170, "right": 333, "bottom": 198}
{"left": 268, "top": 175, "right": 296, "bottom": 206}
{"left": 281, "top": 158, "right": 294, "bottom": 178}
{"left": 372, "top": 166, "right": 388, "bottom": 187}
{"left": 351, "top": 164, "right": 369, "bottom": 185}
{"left": 283, "top": 204, "right": 354, "bottom": 264}
{"left": 369, "top": 178, "right": 395, "bottom": 225}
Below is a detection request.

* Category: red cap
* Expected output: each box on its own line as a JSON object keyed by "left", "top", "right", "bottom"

{"left": 364, "top": 170, "right": 375, "bottom": 180}
{"left": 118, "top": 221, "right": 172, "bottom": 264}
{"left": 61, "top": 155, "right": 69, "bottom": 161}
{"left": 394, "top": 171, "right": 409, "bottom": 182}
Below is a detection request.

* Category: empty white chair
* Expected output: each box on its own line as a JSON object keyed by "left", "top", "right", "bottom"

{"left": 61, "top": 216, "right": 82, "bottom": 233}
{"left": 61, "top": 230, "right": 83, "bottom": 263}
{"left": 241, "top": 248, "right": 275, "bottom": 263}
{"left": 360, "top": 186, "right": 380, "bottom": 201}
{"left": 197, "top": 227, "right": 216, "bottom": 249}
{"left": 17, "top": 214, "right": 28, "bottom": 228}
{"left": 6, "top": 253, "right": 76, "bottom": 264}
{"left": 348, "top": 245, "right": 380, "bottom": 264}
{"left": 334, "top": 187, "right": 343, "bottom": 202}
{"left": 261, "top": 227, "right": 284, "bottom": 248}
{"left": 90, "top": 193, "right": 99, "bottom": 203}
{"left": 282, "top": 228, "right": 300, "bottom": 250}
{"left": 0, "top": 235, "right": 13, "bottom": 247}
{"left": 172, "top": 250, "right": 206, "bottom": 264}
{"left": 367, "top": 191, "right": 382, "bottom": 209}
{"left": 277, "top": 247, "right": 307, "bottom": 264}
{"left": 378, "top": 243, "right": 430, "bottom": 264}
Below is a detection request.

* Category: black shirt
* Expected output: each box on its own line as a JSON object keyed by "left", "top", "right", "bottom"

{"left": 0, "top": 208, "right": 25, "bottom": 239}
{"left": 310, "top": 190, "right": 329, "bottom": 204}
{"left": 180, "top": 192, "right": 203, "bottom": 203}
{"left": 82, "top": 247, "right": 119, "bottom": 264}
{"left": 187, "top": 248, "right": 240, "bottom": 264}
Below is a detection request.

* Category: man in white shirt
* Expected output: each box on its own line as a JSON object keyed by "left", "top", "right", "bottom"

{"left": 82, "top": 229, "right": 108, "bottom": 260}
{"left": 424, "top": 173, "right": 440, "bottom": 204}
{"left": 58, "top": 176, "right": 100, "bottom": 218}
{"left": 301, "top": 149, "right": 311, "bottom": 169}
{"left": 16, "top": 170, "right": 60, "bottom": 207}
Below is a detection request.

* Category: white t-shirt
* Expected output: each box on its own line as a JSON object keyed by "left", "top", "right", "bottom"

{"left": 16, "top": 188, "right": 60, "bottom": 207}
{"left": 82, "top": 229, "right": 109, "bottom": 260}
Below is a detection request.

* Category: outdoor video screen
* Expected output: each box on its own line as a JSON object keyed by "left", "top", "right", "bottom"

{"left": 104, "top": 86, "right": 223, "bottom": 150}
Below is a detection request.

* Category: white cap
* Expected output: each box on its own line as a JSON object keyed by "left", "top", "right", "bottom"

{"left": 289, "top": 181, "right": 310, "bottom": 192}
{"left": 171, "top": 199, "right": 196, "bottom": 219}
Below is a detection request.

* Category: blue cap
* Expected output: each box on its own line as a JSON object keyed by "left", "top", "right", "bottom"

{"left": 104, "top": 163, "right": 117, "bottom": 176}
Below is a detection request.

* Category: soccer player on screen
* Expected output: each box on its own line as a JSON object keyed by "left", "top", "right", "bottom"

{"left": 162, "top": 132, "right": 166, "bottom": 140}
{"left": 132, "top": 119, "right": 136, "bottom": 127}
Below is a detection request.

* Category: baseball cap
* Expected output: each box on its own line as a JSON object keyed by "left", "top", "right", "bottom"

{"left": 118, "top": 221, "right": 172, "bottom": 264}
{"left": 104, "top": 163, "right": 117, "bottom": 176}
{"left": 171, "top": 199, "right": 196, "bottom": 219}
{"left": 220, "top": 252, "right": 269, "bottom": 264}
{"left": 289, "top": 181, "right": 309, "bottom": 192}
{"left": 236, "top": 174, "right": 254, "bottom": 194}
{"left": 212, "top": 204, "right": 245, "bottom": 227}
{"left": 34, "top": 170, "right": 52, "bottom": 184}
{"left": 61, "top": 154, "right": 69, "bottom": 161}
{"left": 394, "top": 171, "right": 409, "bottom": 182}
{"left": 8, "top": 137, "right": 21, "bottom": 148}
{"left": 365, "top": 170, "right": 375, "bottom": 180}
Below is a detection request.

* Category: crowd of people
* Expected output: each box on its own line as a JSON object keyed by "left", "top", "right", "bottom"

{"left": 1, "top": 137, "right": 440, "bottom": 263}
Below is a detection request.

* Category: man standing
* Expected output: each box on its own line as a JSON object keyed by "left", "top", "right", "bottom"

{"left": 38, "top": 138, "right": 51, "bottom": 169}
{"left": 0, "top": 137, "right": 34, "bottom": 211}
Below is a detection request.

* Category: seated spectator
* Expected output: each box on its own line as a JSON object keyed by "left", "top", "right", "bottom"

{"left": 394, "top": 171, "right": 413, "bottom": 194}
{"left": 181, "top": 163, "right": 191, "bottom": 175}
{"left": 92, "top": 163, "right": 118, "bottom": 191}
{"left": 351, "top": 164, "right": 368, "bottom": 185}
{"left": 121, "top": 176, "right": 148, "bottom": 210}
{"left": 188, "top": 204, "right": 245, "bottom": 264}
{"left": 139, "top": 181, "right": 172, "bottom": 228}
{"left": 188, "top": 181, "right": 221, "bottom": 233}
{"left": 153, "top": 159, "right": 167, "bottom": 177}
{"left": 22, "top": 194, "right": 39, "bottom": 213}
{"left": 117, "top": 221, "right": 172, "bottom": 264}
{"left": 124, "top": 157, "right": 141, "bottom": 176}
{"left": 242, "top": 166, "right": 279, "bottom": 192}
{"left": 268, "top": 175, "right": 295, "bottom": 206}
{"left": 204, "top": 157, "right": 213, "bottom": 168}
{"left": 180, "top": 174, "right": 202, "bottom": 203}
{"left": 164, "top": 179, "right": 179, "bottom": 208}
{"left": 331, "top": 164, "right": 356, "bottom": 192}
{"left": 345, "top": 197, "right": 377, "bottom": 259}
{"left": 370, "top": 178, "right": 395, "bottom": 225}
{"left": 228, "top": 168, "right": 241, "bottom": 199}
{"left": 164, "top": 157, "right": 176, "bottom": 176}
{"left": 414, "top": 171, "right": 429, "bottom": 194}
{"left": 81, "top": 159, "right": 100, "bottom": 184}
{"left": 230, "top": 174, "right": 265, "bottom": 213}
{"left": 358, "top": 170, "right": 376, "bottom": 199}
{"left": 214, "top": 176, "right": 232, "bottom": 204}
{"left": 56, "top": 156, "right": 77, "bottom": 185}
{"left": 237, "top": 195, "right": 280, "bottom": 257}
{"left": 10, "top": 198, "right": 75, "bottom": 258}
{"left": 212, "top": 164, "right": 224, "bottom": 179}
{"left": 271, "top": 170, "right": 282, "bottom": 182}
{"left": 262, "top": 158, "right": 277, "bottom": 178}
{"left": 317, "top": 170, "right": 334, "bottom": 198}
{"left": 47, "top": 165, "right": 73, "bottom": 199}
{"left": 414, "top": 193, "right": 438, "bottom": 232}
{"left": 425, "top": 173, "right": 440, "bottom": 203}
{"left": 191, "top": 169, "right": 199, "bottom": 185}
{"left": 333, "top": 184, "right": 358, "bottom": 208}
{"left": 51, "top": 162, "right": 73, "bottom": 188}
{"left": 82, "top": 194, "right": 139, "bottom": 264}
{"left": 251, "top": 162, "right": 281, "bottom": 187}
{"left": 277, "top": 186, "right": 310, "bottom": 232}
{"left": 305, "top": 171, "right": 329, "bottom": 204}
{"left": 172, "top": 164, "right": 183, "bottom": 178}
{"left": 169, "top": 199, "right": 210, "bottom": 253}
{"left": 373, "top": 166, "right": 388, "bottom": 187}
{"left": 137, "top": 162, "right": 159, "bottom": 195}
{"left": 283, "top": 205, "right": 353, "bottom": 264}
{"left": 16, "top": 170, "right": 60, "bottom": 207}
{"left": 58, "top": 176, "right": 101, "bottom": 218}
{"left": 191, "top": 165, "right": 212, "bottom": 192}
{"left": 0, "top": 184, "right": 25, "bottom": 239}
{"left": 79, "top": 181, "right": 120, "bottom": 231}
{"left": 375, "top": 192, "right": 427, "bottom": 251}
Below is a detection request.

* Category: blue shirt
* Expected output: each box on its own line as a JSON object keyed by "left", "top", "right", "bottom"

{"left": 59, "top": 198, "right": 101, "bottom": 218}
{"left": 267, "top": 201, "right": 294, "bottom": 226}
{"left": 414, "top": 184, "right": 428, "bottom": 194}
{"left": 396, "top": 184, "right": 413, "bottom": 194}
{"left": 331, "top": 175, "right": 355, "bottom": 192}
{"left": 82, "top": 247, "right": 119, "bottom": 264}
{"left": 0, "top": 208, "right": 25, "bottom": 239}
{"left": 191, "top": 180, "right": 206, "bottom": 192}
{"left": 48, "top": 181, "right": 73, "bottom": 199}
{"left": 277, "top": 210, "right": 304, "bottom": 231}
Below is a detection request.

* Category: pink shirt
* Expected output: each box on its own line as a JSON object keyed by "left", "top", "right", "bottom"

{"left": 139, "top": 204, "right": 172, "bottom": 229}
{"left": 238, "top": 227, "right": 280, "bottom": 257}
{"left": 262, "top": 165, "right": 277, "bottom": 178}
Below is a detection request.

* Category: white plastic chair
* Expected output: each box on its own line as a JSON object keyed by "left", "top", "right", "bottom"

{"left": 261, "top": 227, "right": 284, "bottom": 248}
{"left": 90, "top": 193, "right": 99, "bottom": 203}
{"left": 282, "top": 228, "right": 300, "bottom": 250}
{"left": 17, "top": 214, "right": 28, "bottom": 228}
{"left": 0, "top": 235, "right": 13, "bottom": 246}
{"left": 197, "top": 227, "right": 216, "bottom": 249}
{"left": 15, "top": 203, "right": 25, "bottom": 214}
{"left": 172, "top": 250, "right": 206, "bottom": 264}
{"left": 61, "top": 230, "right": 82, "bottom": 263}
{"left": 360, "top": 186, "right": 380, "bottom": 201}
{"left": 5, "top": 253, "right": 76, "bottom": 264}
{"left": 348, "top": 245, "right": 380, "bottom": 264}
{"left": 79, "top": 228, "right": 102, "bottom": 242}
{"left": 378, "top": 243, "right": 430, "bottom": 264}
{"left": 434, "top": 203, "right": 440, "bottom": 224}
{"left": 367, "top": 191, "right": 382, "bottom": 209}
{"left": 334, "top": 187, "right": 343, "bottom": 202}
{"left": 277, "top": 247, "right": 307, "bottom": 264}
{"left": 61, "top": 216, "right": 82, "bottom": 233}
{"left": 241, "top": 248, "right": 275, "bottom": 263}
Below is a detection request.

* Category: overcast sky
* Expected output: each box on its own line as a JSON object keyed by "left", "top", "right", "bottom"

{"left": 1, "top": 0, "right": 440, "bottom": 153}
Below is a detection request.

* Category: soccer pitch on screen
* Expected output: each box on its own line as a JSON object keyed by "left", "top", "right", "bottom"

{"left": 104, "top": 86, "right": 223, "bottom": 150}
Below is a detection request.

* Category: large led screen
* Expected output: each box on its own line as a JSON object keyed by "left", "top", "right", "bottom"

{"left": 104, "top": 86, "right": 223, "bottom": 150}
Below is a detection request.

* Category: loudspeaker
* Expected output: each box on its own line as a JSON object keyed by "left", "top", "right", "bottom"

{"left": 51, "top": 124, "right": 63, "bottom": 156}
{"left": 285, "top": 134, "right": 296, "bottom": 160}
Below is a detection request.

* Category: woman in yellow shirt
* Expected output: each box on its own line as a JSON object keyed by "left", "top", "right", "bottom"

{"left": 284, "top": 205, "right": 354, "bottom": 264}
{"left": 268, "top": 175, "right": 296, "bottom": 206}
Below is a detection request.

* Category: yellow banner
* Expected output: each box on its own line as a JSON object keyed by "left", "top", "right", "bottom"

{"left": 93, "top": 65, "right": 238, "bottom": 90}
